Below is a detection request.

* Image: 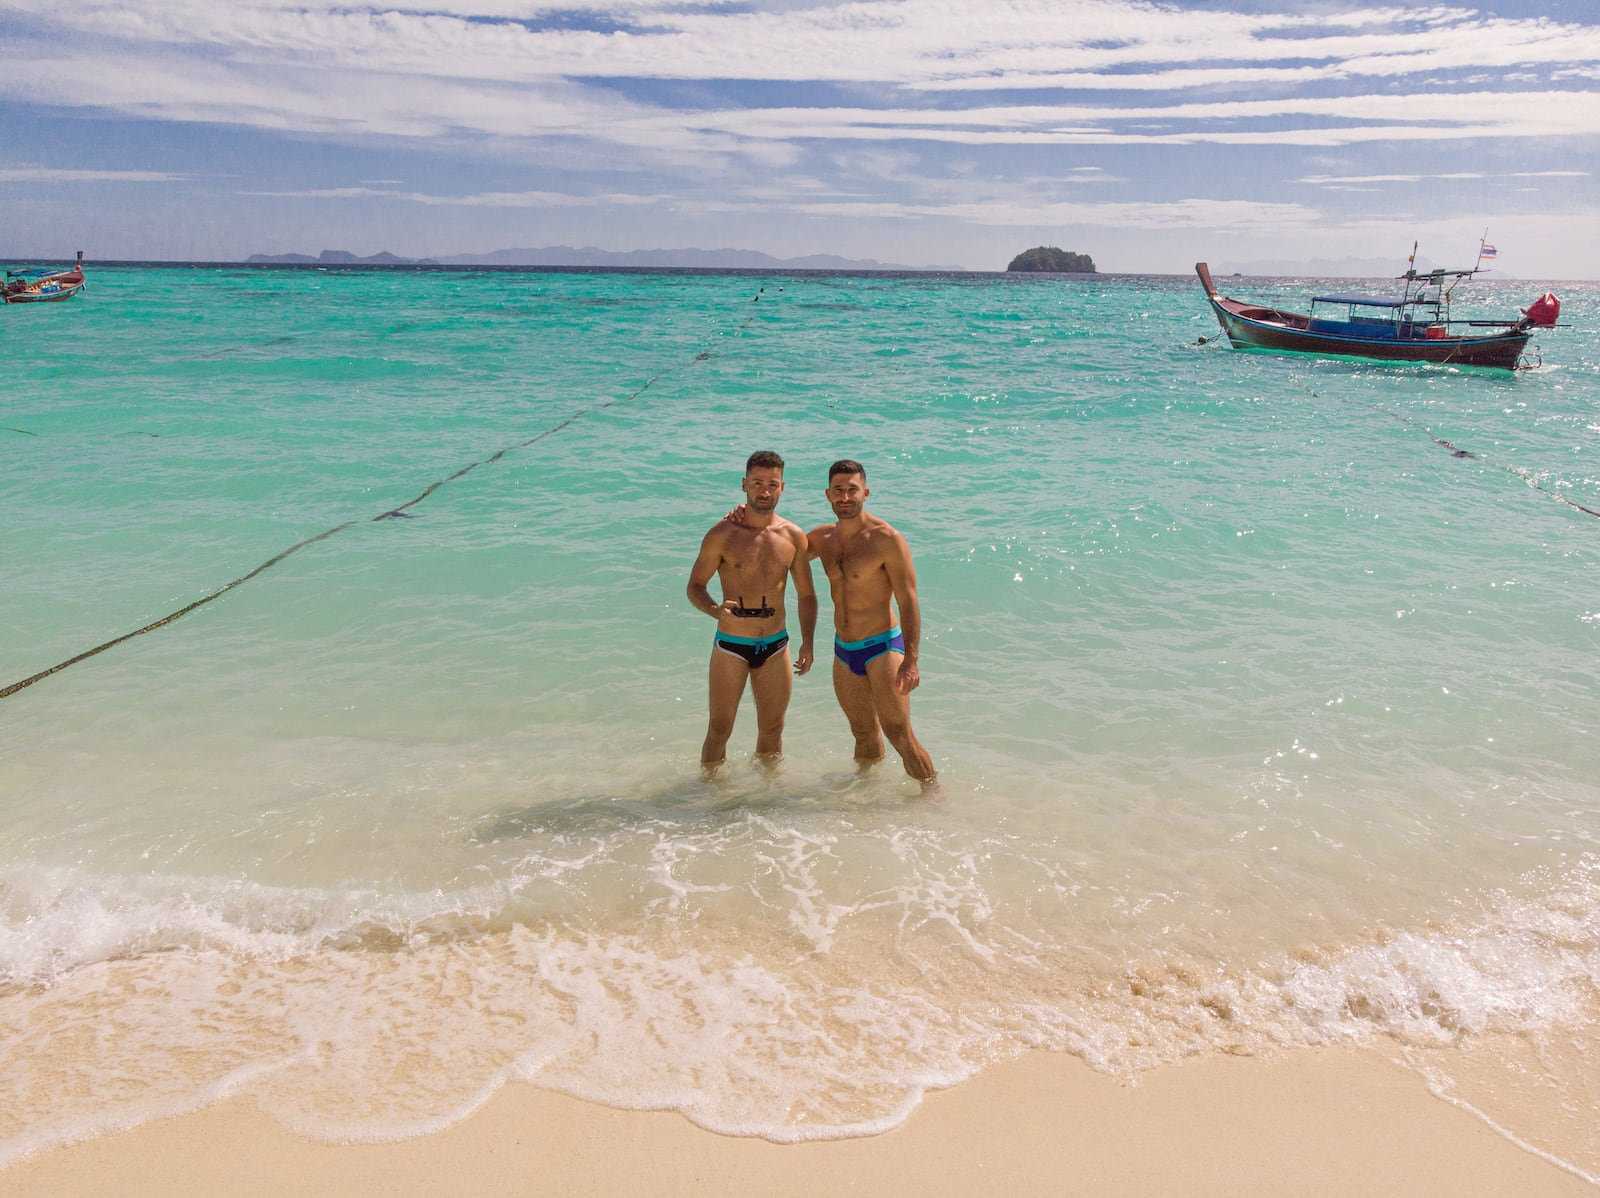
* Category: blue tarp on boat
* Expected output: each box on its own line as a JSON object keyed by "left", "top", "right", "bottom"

{"left": 1312, "top": 293, "right": 1406, "bottom": 308}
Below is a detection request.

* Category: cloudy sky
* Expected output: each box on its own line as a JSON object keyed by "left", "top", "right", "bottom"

{"left": 2, "top": 0, "right": 1598, "bottom": 273}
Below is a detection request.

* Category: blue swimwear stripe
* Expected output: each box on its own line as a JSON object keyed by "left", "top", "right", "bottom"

{"left": 714, "top": 629, "right": 789, "bottom": 647}
{"left": 833, "top": 627, "right": 902, "bottom": 651}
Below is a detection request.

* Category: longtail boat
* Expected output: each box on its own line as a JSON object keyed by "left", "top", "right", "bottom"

{"left": 3, "top": 252, "right": 86, "bottom": 304}
{"left": 1195, "top": 253, "right": 1559, "bottom": 371}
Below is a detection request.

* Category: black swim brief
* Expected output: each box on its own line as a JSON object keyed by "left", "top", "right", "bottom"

{"left": 714, "top": 628, "right": 790, "bottom": 670}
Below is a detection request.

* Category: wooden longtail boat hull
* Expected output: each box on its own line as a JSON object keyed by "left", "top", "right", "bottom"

{"left": 3, "top": 279, "right": 85, "bottom": 304}
{"left": 4, "top": 253, "right": 86, "bottom": 304}
{"left": 1195, "top": 262, "right": 1529, "bottom": 370}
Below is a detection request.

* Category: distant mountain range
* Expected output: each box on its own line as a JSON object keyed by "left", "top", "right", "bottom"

{"left": 246, "top": 250, "right": 427, "bottom": 266}
{"left": 245, "top": 247, "right": 965, "bottom": 270}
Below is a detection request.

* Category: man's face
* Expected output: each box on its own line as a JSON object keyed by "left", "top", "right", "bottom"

{"left": 742, "top": 467, "right": 785, "bottom": 511}
{"left": 825, "top": 472, "right": 868, "bottom": 519}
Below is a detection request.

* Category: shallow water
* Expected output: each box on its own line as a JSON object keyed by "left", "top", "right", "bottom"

{"left": 2, "top": 266, "right": 1597, "bottom": 1166}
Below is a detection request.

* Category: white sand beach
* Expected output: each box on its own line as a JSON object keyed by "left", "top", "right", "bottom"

{"left": 7, "top": 1045, "right": 1593, "bottom": 1196}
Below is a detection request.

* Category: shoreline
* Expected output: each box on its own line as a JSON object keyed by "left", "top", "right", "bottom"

{"left": 6, "top": 1045, "right": 1591, "bottom": 1196}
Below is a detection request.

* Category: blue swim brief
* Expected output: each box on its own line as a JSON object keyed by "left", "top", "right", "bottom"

{"left": 833, "top": 627, "right": 905, "bottom": 676}
{"left": 714, "top": 628, "right": 790, "bottom": 670}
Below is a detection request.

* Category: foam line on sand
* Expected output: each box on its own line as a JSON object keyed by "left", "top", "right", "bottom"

{"left": 4, "top": 1046, "right": 1592, "bottom": 1196}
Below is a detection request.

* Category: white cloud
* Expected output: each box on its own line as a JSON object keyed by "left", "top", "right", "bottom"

{"left": 245, "top": 185, "right": 661, "bottom": 207}
{"left": 628, "top": 91, "right": 1600, "bottom": 148}
{"left": 1, "top": 2, "right": 1597, "bottom": 157}
{"left": 246, "top": 186, "right": 408, "bottom": 199}
{"left": 303, "top": 85, "right": 1594, "bottom": 151}
{"left": 3, "top": 0, "right": 1599, "bottom": 271}
{"left": 12, "top": 30, "right": 1593, "bottom": 154}
{"left": 6, "top": 1, "right": 1598, "bottom": 90}
{"left": 1299, "top": 170, "right": 1592, "bottom": 184}
{"left": 0, "top": 167, "right": 185, "bottom": 183}
{"left": 912, "top": 65, "right": 1355, "bottom": 92}
{"left": 678, "top": 194, "right": 1322, "bottom": 233}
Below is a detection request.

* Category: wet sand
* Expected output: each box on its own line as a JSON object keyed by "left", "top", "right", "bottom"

{"left": 6, "top": 1045, "right": 1591, "bottom": 1196}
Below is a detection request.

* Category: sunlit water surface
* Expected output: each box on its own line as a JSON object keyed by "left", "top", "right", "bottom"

{"left": 2, "top": 266, "right": 1597, "bottom": 1170}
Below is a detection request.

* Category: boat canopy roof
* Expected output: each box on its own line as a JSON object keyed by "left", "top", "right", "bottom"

{"left": 1312, "top": 292, "right": 1406, "bottom": 308}
{"left": 5, "top": 268, "right": 55, "bottom": 279}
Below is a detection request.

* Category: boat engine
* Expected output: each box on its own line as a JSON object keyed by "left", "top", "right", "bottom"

{"left": 1521, "top": 292, "right": 1561, "bottom": 327}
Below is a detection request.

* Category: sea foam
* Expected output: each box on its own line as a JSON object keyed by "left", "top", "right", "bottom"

{"left": 3, "top": 851, "right": 1595, "bottom": 1165}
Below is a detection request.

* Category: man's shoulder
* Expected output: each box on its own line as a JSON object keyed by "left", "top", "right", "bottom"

{"left": 783, "top": 517, "right": 812, "bottom": 541}
{"left": 805, "top": 521, "right": 837, "bottom": 542}
{"left": 867, "top": 515, "right": 906, "bottom": 542}
{"left": 702, "top": 517, "right": 739, "bottom": 545}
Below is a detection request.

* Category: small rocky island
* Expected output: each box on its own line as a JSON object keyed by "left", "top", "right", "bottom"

{"left": 1006, "top": 247, "right": 1096, "bottom": 273}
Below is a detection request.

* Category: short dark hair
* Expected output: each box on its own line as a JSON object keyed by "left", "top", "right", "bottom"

{"left": 745, "top": 450, "right": 784, "bottom": 473}
{"left": 828, "top": 459, "right": 865, "bottom": 482}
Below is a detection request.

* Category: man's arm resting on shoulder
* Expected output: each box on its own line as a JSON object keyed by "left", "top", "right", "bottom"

{"left": 790, "top": 527, "right": 818, "bottom": 675}
{"left": 687, "top": 527, "right": 731, "bottom": 619}
{"left": 884, "top": 532, "right": 922, "bottom": 693}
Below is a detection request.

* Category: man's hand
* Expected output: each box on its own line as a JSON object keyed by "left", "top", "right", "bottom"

{"left": 794, "top": 641, "right": 814, "bottom": 676}
{"left": 723, "top": 504, "right": 750, "bottom": 525}
{"left": 717, "top": 599, "right": 745, "bottom": 619}
{"left": 895, "top": 658, "right": 920, "bottom": 694}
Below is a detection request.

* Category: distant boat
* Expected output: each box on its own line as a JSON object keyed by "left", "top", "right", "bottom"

{"left": 3, "top": 251, "right": 86, "bottom": 304}
{"left": 1194, "top": 255, "right": 1558, "bottom": 371}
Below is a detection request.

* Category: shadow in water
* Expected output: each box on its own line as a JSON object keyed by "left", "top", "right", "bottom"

{"left": 470, "top": 764, "right": 907, "bottom": 844}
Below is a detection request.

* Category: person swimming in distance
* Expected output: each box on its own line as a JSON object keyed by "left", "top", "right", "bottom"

{"left": 724, "top": 458, "right": 936, "bottom": 786}
{"left": 686, "top": 450, "right": 818, "bottom": 775}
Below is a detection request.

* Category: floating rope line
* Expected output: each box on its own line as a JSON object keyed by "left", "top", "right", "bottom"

{"left": 189, "top": 334, "right": 299, "bottom": 362}
{"left": 1350, "top": 395, "right": 1600, "bottom": 520}
{"left": 1196, "top": 336, "right": 1598, "bottom": 518}
{"left": 2, "top": 291, "right": 767, "bottom": 701}
{"left": 1195, "top": 336, "right": 1593, "bottom": 519}
{"left": 3, "top": 426, "right": 40, "bottom": 436}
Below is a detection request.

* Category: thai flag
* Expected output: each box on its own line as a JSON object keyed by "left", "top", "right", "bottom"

{"left": 1480, "top": 243, "right": 1499, "bottom": 259}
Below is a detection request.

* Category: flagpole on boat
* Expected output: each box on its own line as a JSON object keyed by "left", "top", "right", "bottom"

{"left": 1474, "top": 228, "right": 1487, "bottom": 272}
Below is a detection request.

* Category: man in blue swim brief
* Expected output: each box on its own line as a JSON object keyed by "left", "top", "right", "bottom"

{"left": 832, "top": 627, "right": 907, "bottom": 677}
{"left": 686, "top": 450, "right": 817, "bottom": 773}
{"left": 806, "top": 460, "right": 936, "bottom": 785}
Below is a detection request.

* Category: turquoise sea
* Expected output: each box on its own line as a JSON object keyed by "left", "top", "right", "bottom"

{"left": 3, "top": 266, "right": 1598, "bottom": 1170}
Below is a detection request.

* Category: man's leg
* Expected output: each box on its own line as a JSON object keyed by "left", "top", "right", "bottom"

{"left": 863, "top": 651, "right": 935, "bottom": 783}
{"left": 746, "top": 646, "right": 794, "bottom": 762}
{"left": 703, "top": 648, "right": 750, "bottom": 771}
{"left": 832, "top": 657, "right": 884, "bottom": 766}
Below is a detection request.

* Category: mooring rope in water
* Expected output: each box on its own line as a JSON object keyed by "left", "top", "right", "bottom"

{"left": 1349, "top": 396, "right": 1600, "bottom": 520}
{"left": 1195, "top": 338, "right": 1599, "bottom": 521}
{"left": 1, "top": 290, "right": 769, "bottom": 702}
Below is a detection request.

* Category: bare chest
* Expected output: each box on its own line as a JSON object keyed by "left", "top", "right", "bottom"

{"left": 820, "top": 534, "right": 886, "bottom": 584}
{"left": 723, "top": 528, "right": 795, "bottom": 576}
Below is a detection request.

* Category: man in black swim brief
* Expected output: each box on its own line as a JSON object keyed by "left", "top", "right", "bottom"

{"left": 686, "top": 451, "right": 817, "bottom": 773}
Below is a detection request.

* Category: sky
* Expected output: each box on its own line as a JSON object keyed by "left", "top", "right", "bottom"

{"left": 2, "top": 0, "right": 1598, "bottom": 274}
